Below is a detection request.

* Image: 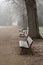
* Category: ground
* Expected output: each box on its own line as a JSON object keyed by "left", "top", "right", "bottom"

{"left": 0, "top": 26, "right": 43, "bottom": 65}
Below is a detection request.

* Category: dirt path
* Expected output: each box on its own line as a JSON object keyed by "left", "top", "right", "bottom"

{"left": 0, "top": 26, "right": 43, "bottom": 65}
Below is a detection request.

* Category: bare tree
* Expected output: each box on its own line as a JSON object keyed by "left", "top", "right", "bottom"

{"left": 25, "top": 0, "right": 41, "bottom": 38}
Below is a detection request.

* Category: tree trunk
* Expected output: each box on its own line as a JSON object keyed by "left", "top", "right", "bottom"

{"left": 25, "top": 0, "right": 41, "bottom": 38}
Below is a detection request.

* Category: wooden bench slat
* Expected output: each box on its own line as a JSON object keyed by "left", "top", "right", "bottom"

{"left": 19, "top": 41, "right": 29, "bottom": 48}
{"left": 27, "top": 36, "right": 33, "bottom": 46}
{"left": 19, "top": 36, "right": 33, "bottom": 49}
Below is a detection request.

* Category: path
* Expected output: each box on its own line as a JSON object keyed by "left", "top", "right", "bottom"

{"left": 0, "top": 26, "right": 43, "bottom": 65}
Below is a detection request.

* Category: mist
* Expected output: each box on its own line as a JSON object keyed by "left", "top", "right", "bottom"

{"left": 0, "top": 0, "right": 27, "bottom": 27}
{"left": 0, "top": 0, "right": 43, "bottom": 26}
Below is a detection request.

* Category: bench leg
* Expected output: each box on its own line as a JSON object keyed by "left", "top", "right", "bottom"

{"left": 20, "top": 48, "right": 24, "bottom": 55}
{"left": 20, "top": 48, "right": 28, "bottom": 55}
{"left": 29, "top": 47, "right": 33, "bottom": 55}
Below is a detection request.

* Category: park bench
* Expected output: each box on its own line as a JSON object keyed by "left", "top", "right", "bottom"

{"left": 18, "top": 28, "right": 25, "bottom": 37}
{"left": 19, "top": 36, "right": 33, "bottom": 54}
{"left": 19, "top": 29, "right": 27, "bottom": 37}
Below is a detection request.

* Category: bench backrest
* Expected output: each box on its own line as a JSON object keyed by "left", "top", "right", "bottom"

{"left": 27, "top": 36, "right": 33, "bottom": 47}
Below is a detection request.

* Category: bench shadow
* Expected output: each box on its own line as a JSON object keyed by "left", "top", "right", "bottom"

{"left": 19, "top": 47, "right": 41, "bottom": 56}
{"left": 19, "top": 48, "right": 34, "bottom": 56}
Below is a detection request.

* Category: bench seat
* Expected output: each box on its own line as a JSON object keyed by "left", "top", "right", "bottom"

{"left": 19, "top": 41, "right": 29, "bottom": 48}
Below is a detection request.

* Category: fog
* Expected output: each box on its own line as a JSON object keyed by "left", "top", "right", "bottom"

{"left": 0, "top": 0, "right": 43, "bottom": 26}
{"left": 0, "top": 0, "right": 27, "bottom": 27}
{"left": 36, "top": 0, "right": 43, "bottom": 26}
